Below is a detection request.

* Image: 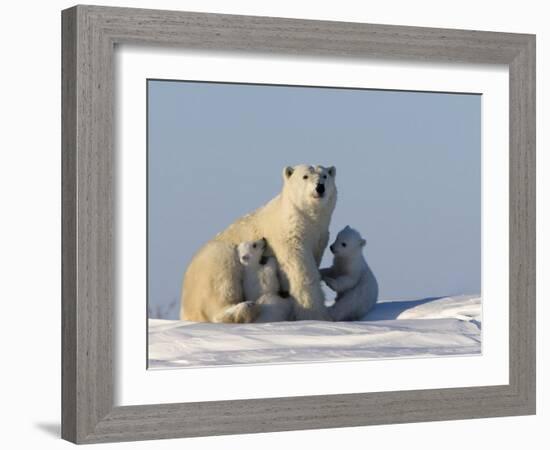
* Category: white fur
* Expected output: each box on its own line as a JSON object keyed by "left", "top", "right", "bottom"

{"left": 214, "top": 301, "right": 260, "bottom": 324}
{"left": 181, "top": 164, "right": 337, "bottom": 323}
{"left": 236, "top": 238, "right": 293, "bottom": 322}
{"left": 255, "top": 294, "right": 293, "bottom": 323}
{"left": 237, "top": 239, "right": 280, "bottom": 301}
{"left": 321, "top": 226, "right": 379, "bottom": 321}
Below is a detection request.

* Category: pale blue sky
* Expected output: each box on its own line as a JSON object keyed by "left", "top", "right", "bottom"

{"left": 147, "top": 80, "right": 481, "bottom": 319}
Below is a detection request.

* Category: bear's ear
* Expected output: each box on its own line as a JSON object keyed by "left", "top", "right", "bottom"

{"left": 283, "top": 166, "right": 294, "bottom": 180}
{"left": 360, "top": 238, "right": 367, "bottom": 247}
{"left": 328, "top": 166, "right": 336, "bottom": 177}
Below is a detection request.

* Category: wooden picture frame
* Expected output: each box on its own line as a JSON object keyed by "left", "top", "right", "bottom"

{"left": 62, "top": 4, "right": 536, "bottom": 444}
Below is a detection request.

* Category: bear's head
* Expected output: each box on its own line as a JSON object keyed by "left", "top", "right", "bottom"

{"left": 282, "top": 164, "right": 337, "bottom": 213}
{"left": 237, "top": 238, "right": 268, "bottom": 267}
{"left": 329, "top": 225, "right": 366, "bottom": 258}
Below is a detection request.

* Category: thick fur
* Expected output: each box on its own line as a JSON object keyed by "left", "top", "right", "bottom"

{"left": 255, "top": 294, "right": 293, "bottom": 323}
{"left": 237, "top": 239, "right": 281, "bottom": 302}
{"left": 214, "top": 301, "right": 260, "bottom": 324}
{"left": 181, "top": 165, "right": 337, "bottom": 322}
{"left": 321, "top": 226, "right": 379, "bottom": 321}
{"left": 237, "top": 239, "right": 293, "bottom": 322}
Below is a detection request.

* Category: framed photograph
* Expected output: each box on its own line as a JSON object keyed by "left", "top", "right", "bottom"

{"left": 62, "top": 5, "right": 536, "bottom": 444}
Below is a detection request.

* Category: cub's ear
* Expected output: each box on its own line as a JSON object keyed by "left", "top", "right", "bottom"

{"left": 360, "top": 238, "right": 367, "bottom": 247}
{"left": 283, "top": 166, "right": 294, "bottom": 180}
{"left": 327, "top": 166, "right": 336, "bottom": 177}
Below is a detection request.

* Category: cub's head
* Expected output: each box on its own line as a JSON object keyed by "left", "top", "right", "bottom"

{"left": 282, "top": 165, "right": 337, "bottom": 212}
{"left": 329, "top": 226, "right": 366, "bottom": 258}
{"left": 237, "top": 238, "right": 267, "bottom": 267}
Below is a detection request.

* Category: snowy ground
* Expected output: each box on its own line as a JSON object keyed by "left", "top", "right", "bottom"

{"left": 148, "top": 295, "right": 481, "bottom": 369}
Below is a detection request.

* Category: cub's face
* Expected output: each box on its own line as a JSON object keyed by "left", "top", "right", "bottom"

{"left": 329, "top": 226, "right": 366, "bottom": 257}
{"left": 282, "top": 164, "right": 336, "bottom": 211}
{"left": 237, "top": 238, "right": 267, "bottom": 266}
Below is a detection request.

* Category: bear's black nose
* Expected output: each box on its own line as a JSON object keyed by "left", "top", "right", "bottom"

{"left": 315, "top": 183, "right": 325, "bottom": 195}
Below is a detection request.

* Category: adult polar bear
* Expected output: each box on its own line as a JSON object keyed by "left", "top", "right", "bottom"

{"left": 180, "top": 164, "right": 337, "bottom": 323}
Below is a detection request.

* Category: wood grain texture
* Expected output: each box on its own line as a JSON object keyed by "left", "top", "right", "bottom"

{"left": 61, "top": 7, "right": 77, "bottom": 443}
{"left": 508, "top": 36, "right": 536, "bottom": 409}
{"left": 61, "top": 4, "right": 536, "bottom": 444}
{"left": 62, "top": 5, "right": 114, "bottom": 443}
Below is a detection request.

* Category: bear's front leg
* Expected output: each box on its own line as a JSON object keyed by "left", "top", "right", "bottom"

{"left": 324, "top": 274, "right": 358, "bottom": 293}
{"left": 322, "top": 275, "right": 339, "bottom": 292}
{"left": 319, "top": 267, "right": 334, "bottom": 278}
{"left": 279, "top": 248, "right": 331, "bottom": 321}
{"left": 214, "top": 301, "right": 260, "bottom": 323}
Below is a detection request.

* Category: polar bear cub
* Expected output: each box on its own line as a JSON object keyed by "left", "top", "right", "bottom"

{"left": 320, "top": 226, "right": 379, "bottom": 321}
{"left": 237, "top": 238, "right": 293, "bottom": 322}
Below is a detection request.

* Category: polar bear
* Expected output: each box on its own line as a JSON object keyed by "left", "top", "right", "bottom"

{"left": 237, "top": 238, "right": 293, "bottom": 322}
{"left": 180, "top": 164, "right": 337, "bottom": 323}
{"left": 237, "top": 238, "right": 280, "bottom": 302}
{"left": 320, "top": 226, "right": 379, "bottom": 321}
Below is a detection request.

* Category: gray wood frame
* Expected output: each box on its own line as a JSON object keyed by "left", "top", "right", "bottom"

{"left": 62, "top": 4, "right": 536, "bottom": 444}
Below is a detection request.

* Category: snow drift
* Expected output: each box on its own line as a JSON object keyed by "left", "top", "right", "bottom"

{"left": 148, "top": 295, "right": 481, "bottom": 369}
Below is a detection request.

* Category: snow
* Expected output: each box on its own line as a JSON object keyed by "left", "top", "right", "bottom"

{"left": 148, "top": 295, "right": 481, "bottom": 369}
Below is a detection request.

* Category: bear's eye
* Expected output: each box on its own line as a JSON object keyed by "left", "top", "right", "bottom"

{"left": 252, "top": 243, "right": 257, "bottom": 249}
{"left": 341, "top": 242, "right": 347, "bottom": 247}
{"left": 303, "top": 175, "right": 308, "bottom": 180}
{"left": 323, "top": 175, "right": 327, "bottom": 179}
